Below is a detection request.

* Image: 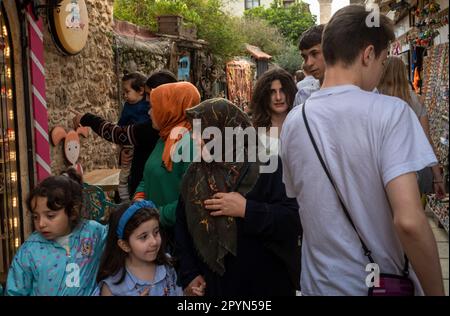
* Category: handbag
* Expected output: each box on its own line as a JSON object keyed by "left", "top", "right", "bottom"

{"left": 417, "top": 166, "right": 433, "bottom": 194}
{"left": 301, "top": 103, "right": 415, "bottom": 296}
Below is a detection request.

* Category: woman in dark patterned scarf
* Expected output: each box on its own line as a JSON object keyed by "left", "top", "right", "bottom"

{"left": 175, "top": 98, "right": 301, "bottom": 296}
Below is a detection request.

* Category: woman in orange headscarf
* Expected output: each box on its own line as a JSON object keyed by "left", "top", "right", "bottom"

{"left": 133, "top": 82, "right": 201, "bottom": 232}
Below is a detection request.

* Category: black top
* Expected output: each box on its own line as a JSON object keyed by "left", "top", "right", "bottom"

{"left": 175, "top": 158, "right": 302, "bottom": 296}
{"left": 80, "top": 113, "right": 160, "bottom": 196}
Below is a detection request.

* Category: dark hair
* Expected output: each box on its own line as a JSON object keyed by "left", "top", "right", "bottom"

{"left": 26, "top": 168, "right": 83, "bottom": 229}
{"left": 97, "top": 203, "right": 172, "bottom": 284}
{"left": 295, "top": 70, "right": 305, "bottom": 82}
{"left": 298, "top": 24, "right": 325, "bottom": 51}
{"left": 122, "top": 72, "right": 147, "bottom": 92}
{"left": 322, "top": 5, "right": 395, "bottom": 66}
{"left": 145, "top": 70, "right": 177, "bottom": 89}
{"left": 249, "top": 67, "right": 297, "bottom": 128}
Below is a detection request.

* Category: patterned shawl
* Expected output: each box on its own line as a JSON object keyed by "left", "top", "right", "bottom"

{"left": 181, "top": 98, "right": 262, "bottom": 275}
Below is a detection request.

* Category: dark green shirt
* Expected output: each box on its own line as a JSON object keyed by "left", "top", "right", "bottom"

{"left": 135, "top": 133, "right": 194, "bottom": 227}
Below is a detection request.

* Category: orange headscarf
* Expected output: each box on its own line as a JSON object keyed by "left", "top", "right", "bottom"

{"left": 150, "top": 82, "right": 201, "bottom": 171}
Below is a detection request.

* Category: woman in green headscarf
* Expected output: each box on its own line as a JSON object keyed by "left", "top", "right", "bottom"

{"left": 175, "top": 98, "right": 301, "bottom": 296}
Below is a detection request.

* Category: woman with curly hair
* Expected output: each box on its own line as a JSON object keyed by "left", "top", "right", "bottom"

{"left": 249, "top": 67, "right": 297, "bottom": 155}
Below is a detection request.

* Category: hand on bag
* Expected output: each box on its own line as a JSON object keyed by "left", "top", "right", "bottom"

{"left": 184, "top": 275, "right": 206, "bottom": 296}
{"left": 204, "top": 192, "right": 246, "bottom": 218}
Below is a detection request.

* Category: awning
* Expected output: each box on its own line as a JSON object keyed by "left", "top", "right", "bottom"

{"left": 245, "top": 44, "right": 272, "bottom": 60}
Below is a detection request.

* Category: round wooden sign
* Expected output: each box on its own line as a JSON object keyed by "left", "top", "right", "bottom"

{"left": 48, "top": 0, "right": 89, "bottom": 55}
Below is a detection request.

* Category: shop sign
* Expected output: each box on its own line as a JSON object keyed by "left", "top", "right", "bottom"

{"left": 48, "top": 0, "right": 89, "bottom": 55}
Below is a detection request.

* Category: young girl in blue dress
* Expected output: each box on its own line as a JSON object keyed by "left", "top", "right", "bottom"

{"left": 6, "top": 168, "right": 107, "bottom": 295}
{"left": 96, "top": 201, "right": 182, "bottom": 296}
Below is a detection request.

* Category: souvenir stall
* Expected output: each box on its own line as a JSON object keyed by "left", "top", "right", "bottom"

{"left": 412, "top": 1, "right": 449, "bottom": 232}
{"left": 388, "top": 0, "right": 449, "bottom": 232}
{"left": 422, "top": 42, "right": 449, "bottom": 233}
{"left": 408, "top": 0, "right": 448, "bottom": 93}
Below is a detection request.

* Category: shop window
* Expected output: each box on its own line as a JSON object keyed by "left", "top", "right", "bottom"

{"left": 245, "top": 0, "right": 260, "bottom": 10}
{"left": 178, "top": 55, "right": 191, "bottom": 81}
{"left": 283, "top": 0, "right": 294, "bottom": 7}
{"left": 0, "top": 4, "right": 22, "bottom": 284}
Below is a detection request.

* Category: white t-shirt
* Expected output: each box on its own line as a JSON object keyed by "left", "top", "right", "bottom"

{"left": 294, "top": 76, "right": 320, "bottom": 107}
{"left": 56, "top": 233, "right": 72, "bottom": 257}
{"left": 280, "top": 85, "right": 437, "bottom": 296}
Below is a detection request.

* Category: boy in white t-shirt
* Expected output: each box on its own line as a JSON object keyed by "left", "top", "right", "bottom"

{"left": 293, "top": 25, "right": 325, "bottom": 107}
{"left": 295, "top": 69, "right": 320, "bottom": 107}
{"left": 280, "top": 5, "right": 444, "bottom": 296}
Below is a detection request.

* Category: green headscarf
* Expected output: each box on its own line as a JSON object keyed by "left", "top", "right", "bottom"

{"left": 181, "top": 98, "right": 262, "bottom": 275}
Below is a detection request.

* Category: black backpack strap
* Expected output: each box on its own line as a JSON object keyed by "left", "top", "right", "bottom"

{"left": 302, "top": 103, "right": 374, "bottom": 263}
{"left": 301, "top": 103, "right": 410, "bottom": 275}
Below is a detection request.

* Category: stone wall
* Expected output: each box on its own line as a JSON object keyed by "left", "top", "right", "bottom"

{"left": 114, "top": 34, "right": 172, "bottom": 105}
{"left": 113, "top": 20, "right": 226, "bottom": 101}
{"left": 45, "top": 0, "right": 119, "bottom": 175}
